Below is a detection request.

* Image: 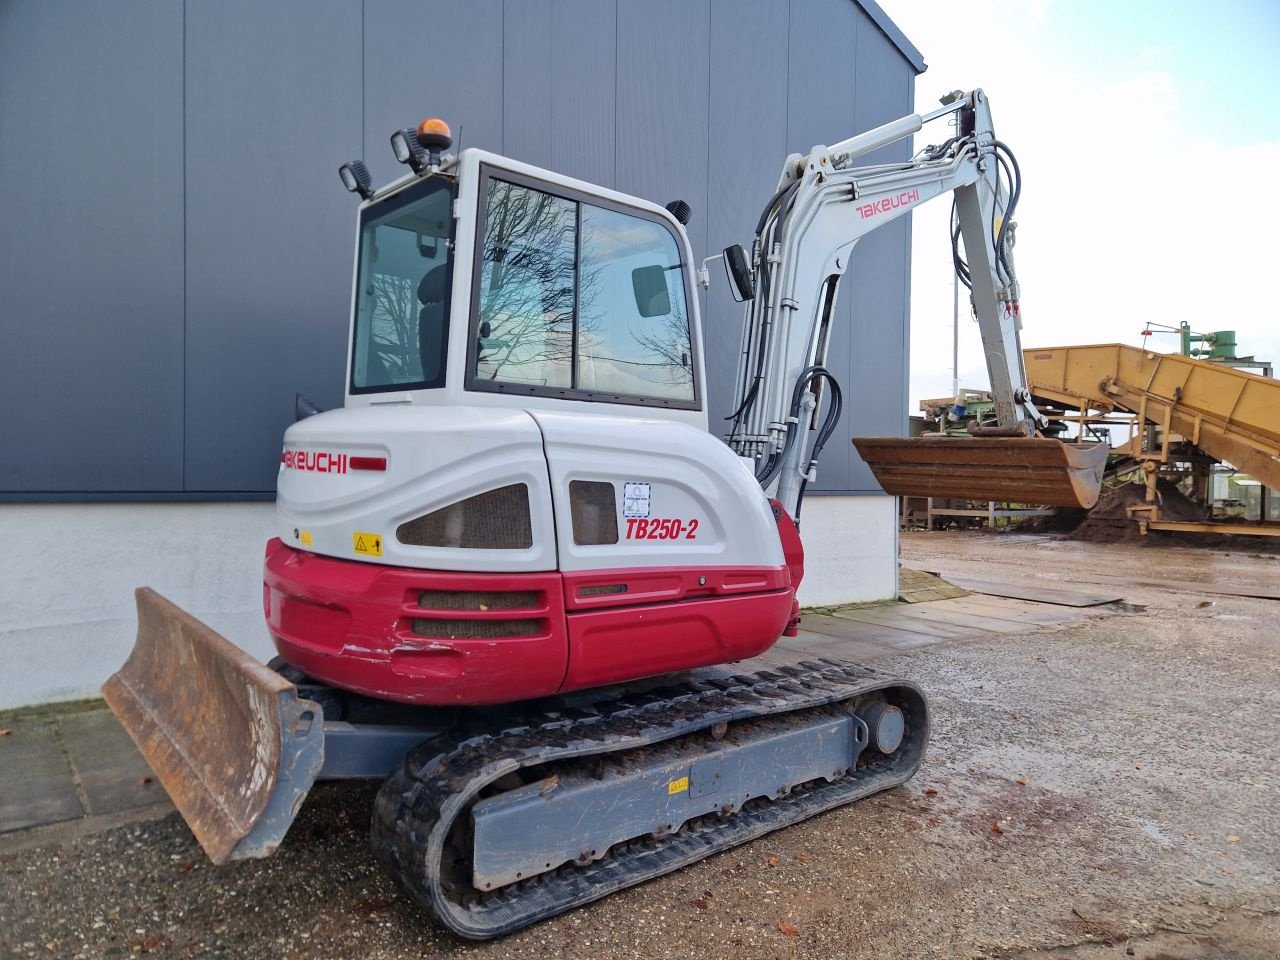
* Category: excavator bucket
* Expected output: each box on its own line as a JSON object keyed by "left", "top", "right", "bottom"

{"left": 102, "top": 588, "right": 325, "bottom": 864}
{"left": 851, "top": 436, "right": 1109, "bottom": 509}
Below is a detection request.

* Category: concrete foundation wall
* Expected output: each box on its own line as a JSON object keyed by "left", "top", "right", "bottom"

{"left": 0, "top": 498, "right": 897, "bottom": 709}
{"left": 793, "top": 496, "right": 898, "bottom": 607}
{"left": 0, "top": 504, "right": 277, "bottom": 711}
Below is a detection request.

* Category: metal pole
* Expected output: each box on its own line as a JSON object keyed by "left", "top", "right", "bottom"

{"left": 952, "top": 268, "right": 959, "bottom": 402}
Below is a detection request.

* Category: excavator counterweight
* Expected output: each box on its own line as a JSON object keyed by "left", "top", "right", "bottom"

{"left": 852, "top": 436, "right": 1109, "bottom": 509}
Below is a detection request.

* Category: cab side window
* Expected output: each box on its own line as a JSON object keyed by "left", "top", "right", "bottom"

{"left": 577, "top": 204, "right": 693, "bottom": 401}
{"left": 472, "top": 174, "right": 696, "bottom": 406}
{"left": 475, "top": 180, "right": 576, "bottom": 388}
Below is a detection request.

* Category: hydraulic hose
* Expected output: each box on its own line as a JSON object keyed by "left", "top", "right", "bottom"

{"left": 727, "top": 179, "right": 805, "bottom": 431}
{"left": 755, "top": 365, "right": 841, "bottom": 498}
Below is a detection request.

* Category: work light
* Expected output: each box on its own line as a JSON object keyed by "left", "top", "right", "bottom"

{"left": 338, "top": 160, "right": 373, "bottom": 200}
{"left": 390, "top": 128, "right": 427, "bottom": 173}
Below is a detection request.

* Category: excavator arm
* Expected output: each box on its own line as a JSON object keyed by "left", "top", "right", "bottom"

{"left": 723, "top": 89, "right": 1106, "bottom": 511}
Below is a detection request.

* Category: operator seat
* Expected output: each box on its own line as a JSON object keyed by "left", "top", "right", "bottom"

{"left": 418, "top": 264, "right": 448, "bottom": 383}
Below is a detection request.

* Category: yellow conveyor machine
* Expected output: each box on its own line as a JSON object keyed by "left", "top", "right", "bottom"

{"left": 1024, "top": 344, "right": 1280, "bottom": 534}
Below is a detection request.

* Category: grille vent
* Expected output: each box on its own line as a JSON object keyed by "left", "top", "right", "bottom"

{"left": 412, "top": 618, "right": 542, "bottom": 639}
{"left": 418, "top": 590, "right": 539, "bottom": 610}
{"left": 569, "top": 480, "right": 618, "bottom": 545}
{"left": 397, "top": 484, "right": 533, "bottom": 549}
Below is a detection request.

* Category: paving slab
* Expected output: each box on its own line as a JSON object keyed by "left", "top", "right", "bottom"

{"left": 766, "top": 627, "right": 897, "bottom": 665}
{"left": 0, "top": 721, "right": 82, "bottom": 833}
{"left": 831, "top": 604, "right": 983, "bottom": 639}
{"left": 897, "top": 566, "right": 969, "bottom": 603}
{"left": 856, "top": 602, "right": 1034, "bottom": 635}
{"left": 793, "top": 611, "right": 947, "bottom": 650}
{"left": 795, "top": 610, "right": 951, "bottom": 649}
{"left": 938, "top": 595, "right": 1090, "bottom": 626}
{"left": 947, "top": 576, "right": 1124, "bottom": 607}
{"left": 1088, "top": 572, "right": 1280, "bottom": 601}
{"left": 57, "top": 709, "right": 165, "bottom": 816}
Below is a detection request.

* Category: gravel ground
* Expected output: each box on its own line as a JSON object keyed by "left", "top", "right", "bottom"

{"left": 2, "top": 534, "right": 1277, "bottom": 960}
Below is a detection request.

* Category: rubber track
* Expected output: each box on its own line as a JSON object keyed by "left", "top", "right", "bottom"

{"left": 371, "top": 659, "right": 928, "bottom": 940}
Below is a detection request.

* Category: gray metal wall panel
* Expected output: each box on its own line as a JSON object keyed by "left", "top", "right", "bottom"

{"left": 833, "top": 4, "right": 914, "bottom": 492}
{"left": 548, "top": 0, "right": 617, "bottom": 187}
{"left": 503, "top": 0, "right": 618, "bottom": 187}
{"left": 362, "top": 0, "right": 505, "bottom": 190}
{"left": 615, "top": 0, "right": 711, "bottom": 264}
{"left": 502, "top": 0, "right": 555, "bottom": 169}
{"left": 705, "top": 0, "right": 790, "bottom": 430}
{"left": 1, "top": 0, "right": 915, "bottom": 498}
{"left": 183, "top": 0, "right": 363, "bottom": 491}
{"left": 786, "top": 0, "right": 861, "bottom": 492}
{"left": 0, "top": 1, "right": 184, "bottom": 492}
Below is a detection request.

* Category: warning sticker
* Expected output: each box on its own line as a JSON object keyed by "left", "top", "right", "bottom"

{"left": 623, "top": 482, "right": 651, "bottom": 518}
{"left": 667, "top": 775, "right": 689, "bottom": 796}
{"left": 353, "top": 532, "right": 383, "bottom": 557}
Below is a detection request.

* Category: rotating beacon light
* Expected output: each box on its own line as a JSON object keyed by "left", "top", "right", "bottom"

{"left": 416, "top": 118, "right": 452, "bottom": 168}
{"left": 390, "top": 117, "right": 453, "bottom": 175}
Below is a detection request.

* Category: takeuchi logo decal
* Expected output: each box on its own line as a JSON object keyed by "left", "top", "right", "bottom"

{"left": 855, "top": 188, "right": 920, "bottom": 220}
{"left": 282, "top": 449, "right": 347, "bottom": 473}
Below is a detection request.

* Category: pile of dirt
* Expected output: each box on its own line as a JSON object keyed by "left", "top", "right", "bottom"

{"left": 1006, "top": 508, "right": 1086, "bottom": 534}
{"left": 1070, "top": 479, "right": 1206, "bottom": 544}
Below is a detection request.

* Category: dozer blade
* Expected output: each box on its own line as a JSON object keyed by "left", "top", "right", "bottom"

{"left": 851, "top": 436, "right": 1109, "bottom": 509}
{"left": 102, "top": 588, "right": 325, "bottom": 864}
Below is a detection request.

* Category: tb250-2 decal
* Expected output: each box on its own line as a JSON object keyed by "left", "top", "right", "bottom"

{"left": 625, "top": 518, "right": 699, "bottom": 540}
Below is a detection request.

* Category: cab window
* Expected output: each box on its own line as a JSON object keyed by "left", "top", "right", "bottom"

{"left": 350, "top": 176, "right": 454, "bottom": 393}
{"left": 472, "top": 174, "right": 696, "bottom": 406}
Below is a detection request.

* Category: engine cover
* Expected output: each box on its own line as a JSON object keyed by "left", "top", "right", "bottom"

{"left": 276, "top": 404, "right": 784, "bottom": 575}
{"left": 268, "top": 404, "right": 795, "bottom": 704}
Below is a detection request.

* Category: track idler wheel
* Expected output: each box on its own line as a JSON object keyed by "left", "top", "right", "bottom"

{"left": 860, "top": 702, "right": 906, "bottom": 754}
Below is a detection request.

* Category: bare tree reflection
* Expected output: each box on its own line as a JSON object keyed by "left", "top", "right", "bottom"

{"left": 369, "top": 274, "right": 419, "bottom": 380}
{"left": 628, "top": 300, "right": 694, "bottom": 389}
{"left": 478, "top": 182, "right": 600, "bottom": 383}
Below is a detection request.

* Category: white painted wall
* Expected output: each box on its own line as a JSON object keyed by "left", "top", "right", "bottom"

{"left": 0, "top": 503, "right": 277, "bottom": 710}
{"left": 0, "top": 495, "right": 898, "bottom": 709}
{"left": 793, "top": 495, "right": 898, "bottom": 607}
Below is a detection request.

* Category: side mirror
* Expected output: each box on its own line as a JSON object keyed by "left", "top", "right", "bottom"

{"left": 631, "top": 265, "right": 671, "bottom": 317}
{"left": 723, "top": 244, "right": 754, "bottom": 301}
{"left": 295, "top": 393, "right": 324, "bottom": 421}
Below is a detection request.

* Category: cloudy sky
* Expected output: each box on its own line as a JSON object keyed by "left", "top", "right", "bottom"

{"left": 878, "top": 0, "right": 1280, "bottom": 409}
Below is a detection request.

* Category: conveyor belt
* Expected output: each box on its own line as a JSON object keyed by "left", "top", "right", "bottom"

{"left": 1024, "top": 344, "right": 1280, "bottom": 489}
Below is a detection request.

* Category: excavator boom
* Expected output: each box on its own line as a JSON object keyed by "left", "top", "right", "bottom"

{"left": 725, "top": 89, "right": 1107, "bottom": 511}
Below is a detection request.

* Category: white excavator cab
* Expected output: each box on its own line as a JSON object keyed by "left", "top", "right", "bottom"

{"left": 343, "top": 149, "right": 708, "bottom": 425}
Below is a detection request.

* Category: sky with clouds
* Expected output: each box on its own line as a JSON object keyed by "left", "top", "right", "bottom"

{"left": 877, "top": 0, "right": 1280, "bottom": 409}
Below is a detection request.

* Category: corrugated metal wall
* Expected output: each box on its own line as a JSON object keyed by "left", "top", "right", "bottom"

{"left": 0, "top": 0, "right": 918, "bottom": 498}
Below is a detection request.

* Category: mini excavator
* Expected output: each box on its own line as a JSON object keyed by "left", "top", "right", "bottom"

{"left": 105, "top": 89, "right": 1105, "bottom": 939}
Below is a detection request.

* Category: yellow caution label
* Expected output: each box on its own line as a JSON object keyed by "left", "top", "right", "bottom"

{"left": 353, "top": 532, "right": 383, "bottom": 557}
{"left": 299, "top": 530, "right": 313, "bottom": 547}
{"left": 668, "top": 776, "right": 689, "bottom": 796}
